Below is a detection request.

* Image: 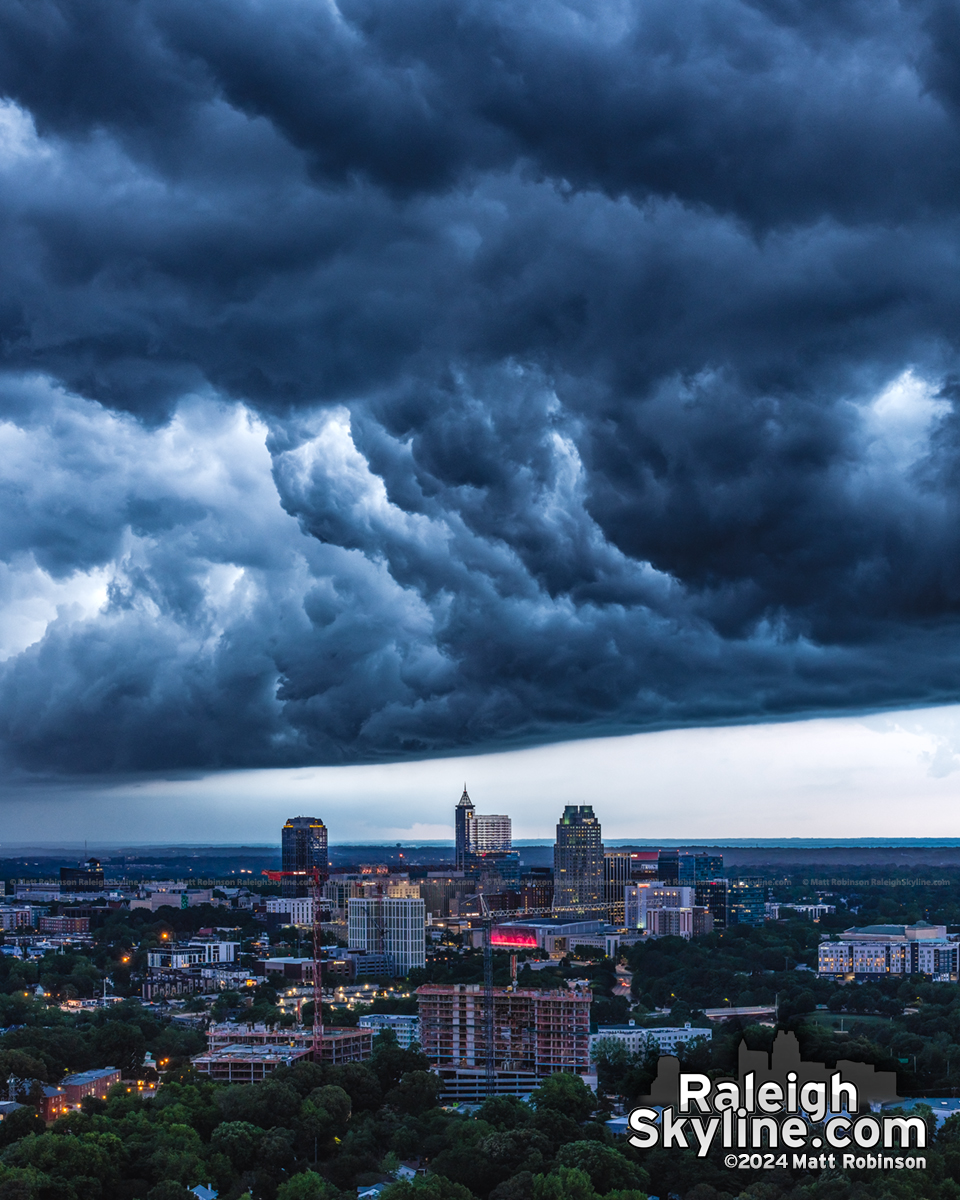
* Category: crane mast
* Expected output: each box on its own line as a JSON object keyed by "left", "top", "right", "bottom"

{"left": 262, "top": 867, "right": 326, "bottom": 1059}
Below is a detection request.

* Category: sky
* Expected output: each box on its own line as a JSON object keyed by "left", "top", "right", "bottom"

{"left": 2, "top": 0, "right": 960, "bottom": 839}
{"left": 4, "top": 703, "right": 960, "bottom": 844}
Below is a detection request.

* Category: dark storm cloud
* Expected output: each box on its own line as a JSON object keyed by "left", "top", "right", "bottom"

{"left": 1, "top": 0, "right": 960, "bottom": 772}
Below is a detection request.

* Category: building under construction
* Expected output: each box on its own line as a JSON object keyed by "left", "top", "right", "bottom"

{"left": 416, "top": 982, "right": 592, "bottom": 1082}
{"left": 194, "top": 1024, "right": 372, "bottom": 1082}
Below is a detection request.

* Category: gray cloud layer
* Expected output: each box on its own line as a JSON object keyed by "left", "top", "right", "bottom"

{"left": 1, "top": 0, "right": 960, "bottom": 772}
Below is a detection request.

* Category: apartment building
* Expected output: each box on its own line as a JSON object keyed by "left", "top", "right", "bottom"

{"left": 358, "top": 1012, "right": 421, "bottom": 1048}
{"left": 265, "top": 897, "right": 316, "bottom": 925}
{"left": 624, "top": 885, "right": 694, "bottom": 930}
{"left": 474, "top": 814, "right": 512, "bottom": 854}
{"left": 39, "top": 916, "right": 90, "bottom": 936}
{"left": 146, "top": 940, "right": 239, "bottom": 969}
{"left": 0, "top": 907, "right": 34, "bottom": 930}
{"left": 645, "top": 907, "right": 694, "bottom": 938}
{"left": 347, "top": 897, "right": 426, "bottom": 974}
{"left": 818, "top": 923, "right": 959, "bottom": 981}
{"left": 417, "top": 981, "right": 592, "bottom": 1077}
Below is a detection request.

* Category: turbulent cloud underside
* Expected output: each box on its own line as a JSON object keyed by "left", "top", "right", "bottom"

{"left": 3, "top": 0, "right": 960, "bottom": 771}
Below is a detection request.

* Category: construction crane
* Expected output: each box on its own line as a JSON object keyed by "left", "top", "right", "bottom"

{"left": 262, "top": 867, "right": 326, "bottom": 1059}
{"left": 478, "top": 893, "right": 496, "bottom": 1094}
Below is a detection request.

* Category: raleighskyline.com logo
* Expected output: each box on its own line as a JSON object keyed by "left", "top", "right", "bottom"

{"left": 627, "top": 1031, "right": 928, "bottom": 1173}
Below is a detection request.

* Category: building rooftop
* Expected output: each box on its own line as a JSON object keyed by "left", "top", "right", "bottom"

{"left": 61, "top": 1068, "right": 119, "bottom": 1086}
{"left": 195, "top": 1044, "right": 312, "bottom": 1063}
{"left": 416, "top": 982, "right": 591, "bottom": 998}
{"left": 838, "top": 923, "right": 950, "bottom": 941}
{"left": 493, "top": 918, "right": 605, "bottom": 931}
{"left": 595, "top": 1022, "right": 709, "bottom": 1034}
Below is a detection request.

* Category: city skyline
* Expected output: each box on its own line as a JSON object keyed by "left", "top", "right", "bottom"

{"left": 2, "top": 2, "right": 960, "bottom": 1193}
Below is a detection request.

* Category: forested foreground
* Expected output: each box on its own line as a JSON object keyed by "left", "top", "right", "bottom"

{"left": 0, "top": 1028, "right": 956, "bottom": 1200}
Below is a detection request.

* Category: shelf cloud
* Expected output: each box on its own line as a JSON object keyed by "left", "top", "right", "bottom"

{"left": 2, "top": 0, "right": 960, "bottom": 773}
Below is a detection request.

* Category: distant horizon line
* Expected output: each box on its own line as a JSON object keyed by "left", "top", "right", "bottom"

{"left": 4, "top": 837, "right": 960, "bottom": 851}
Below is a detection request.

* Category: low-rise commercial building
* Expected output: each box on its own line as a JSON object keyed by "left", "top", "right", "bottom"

{"left": 431, "top": 1067, "right": 541, "bottom": 1102}
{"left": 256, "top": 956, "right": 315, "bottom": 983}
{"left": 358, "top": 1012, "right": 420, "bottom": 1048}
{"left": 491, "top": 918, "right": 619, "bottom": 958}
{"left": 39, "top": 917, "right": 90, "bottom": 936}
{"left": 320, "top": 949, "right": 396, "bottom": 981}
{"left": 13, "top": 886, "right": 60, "bottom": 903}
{"left": 131, "top": 886, "right": 217, "bottom": 912}
{"left": 60, "top": 1068, "right": 121, "bottom": 1106}
{"left": 818, "top": 923, "right": 959, "bottom": 980}
{"left": 265, "top": 897, "right": 316, "bottom": 925}
{"left": 590, "top": 1022, "right": 711, "bottom": 1060}
{"left": 766, "top": 903, "right": 835, "bottom": 920}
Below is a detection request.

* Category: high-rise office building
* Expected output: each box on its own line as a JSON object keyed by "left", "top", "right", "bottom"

{"left": 603, "top": 852, "right": 657, "bottom": 923}
{"left": 695, "top": 879, "right": 729, "bottom": 930}
{"left": 474, "top": 814, "right": 512, "bottom": 854}
{"left": 60, "top": 858, "right": 105, "bottom": 893}
{"left": 455, "top": 787, "right": 477, "bottom": 871}
{"left": 520, "top": 868, "right": 554, "bottom": 913}
{"left": 657, "top": 849, "right": 680, "bottom": 884}
{"left": 281, "top": 816, "right": 329, "bottom": 897}
{"left": 678, "top": 853, "right": 724, "bottom": 885}
{"left": 455, "top": 787, "right": 512, "bottom": 872}
{"left": 553, "top": 805, "right": 604, "bottom": 914}
{"left": 727, "top": 879, "right": 766, "bottom": 928}
{"left": 348, "top": 897, "right": 426, "bottom": 974}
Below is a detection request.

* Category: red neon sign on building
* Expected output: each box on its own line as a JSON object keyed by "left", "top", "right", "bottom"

{"left": 491, "top": 926, "right": 538, "bottom": 949}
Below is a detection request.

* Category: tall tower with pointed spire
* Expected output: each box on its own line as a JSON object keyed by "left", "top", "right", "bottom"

{"left": 455, "top": 785, "right": 476, "bottom": 871}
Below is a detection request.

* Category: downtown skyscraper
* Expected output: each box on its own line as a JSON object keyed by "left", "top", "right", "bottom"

{"left": 553, "top": 805, "right": 604, "bottom": 914}
{"left": 281, "top": 815, "right": 329, "bottom": 897}
{"left": 454, "top": 786, "right": 477, "bottom": 871}
{"left": 455, "top": 786, "right": 512, "bottom": 870}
